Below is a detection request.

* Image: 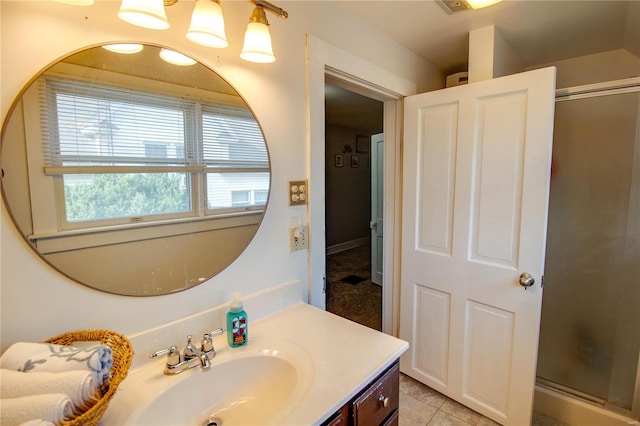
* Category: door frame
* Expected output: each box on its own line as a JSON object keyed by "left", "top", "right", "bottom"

{"left": 306, "top": 35, "right": 416, "bottom": 334}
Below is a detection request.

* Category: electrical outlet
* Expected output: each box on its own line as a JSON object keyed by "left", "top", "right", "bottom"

{"left": 289, "top": 180, "right": 308, "bottom": 206}
{"left": 289, "top": 225, "right": 309, "bottom": 252}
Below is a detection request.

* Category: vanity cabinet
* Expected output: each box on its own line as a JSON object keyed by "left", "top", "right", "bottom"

{"left": 323, "top": 359, "right": 400, "bottom": 426}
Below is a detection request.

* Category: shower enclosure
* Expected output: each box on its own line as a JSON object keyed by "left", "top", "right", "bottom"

{"left": 536, "top": 79, "right": 640, "bottom": 418}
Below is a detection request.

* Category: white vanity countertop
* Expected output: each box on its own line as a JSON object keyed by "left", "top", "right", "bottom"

{"left": 254, "top": 302, "right": 409, "bottom": 425}
{"left": 103, "top": 300, "right": 408, "bottom": 426}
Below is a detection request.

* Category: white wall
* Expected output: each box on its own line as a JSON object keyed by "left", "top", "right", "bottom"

{"left": 529, "top": 48, "right": 640, "bottom": 88}
{"left": 0, "top": 1, "right": 437, "bottom": 349}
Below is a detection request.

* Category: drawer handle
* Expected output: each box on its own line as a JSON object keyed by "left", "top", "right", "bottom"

{"left": 378, "top": 394, "right": 390, "bottom": 408}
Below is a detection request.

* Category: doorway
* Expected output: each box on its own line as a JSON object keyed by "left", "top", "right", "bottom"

{"left": 324, "top": 82, "right": 384, "bottom": 331}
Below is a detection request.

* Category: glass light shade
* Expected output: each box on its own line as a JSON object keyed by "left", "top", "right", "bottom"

{"left": 102, "top": 44, "right": 144, "bottom": 54}
{"left": 118, "top": 0, "right": 169, "bottom": 30}
{"left": 159, "top": 48, "right": 197, "bottom": 66}
{"left": 240, "top": 22, "right": 275, "bottom": 63}
{"left": 465, "top": 0, "right": 503, "bottom": 9}
{"left": 53, "top": 0, "right": 94, "bottom": 5}
{"left": 187, "top": 0, "right": 228, "bottom": 48}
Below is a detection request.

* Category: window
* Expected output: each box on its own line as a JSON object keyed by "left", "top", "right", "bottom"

{"left": 255, "top": 190, "right": 268, "bottom": 204}
{"left": 144, "top": 142, "right": 168, "bottom": 159}
{"left": 231, "top": 190, "right": 251, "bottom": 206}
{"left": 41, "top": 77, "right": 269, "bottom": 231}
{"left": 229, "top": 189, "right": 269, "bottom": 207}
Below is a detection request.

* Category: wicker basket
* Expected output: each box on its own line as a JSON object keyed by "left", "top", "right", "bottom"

{"left": 44, "top": 329, "right": 134, "bottom": 426}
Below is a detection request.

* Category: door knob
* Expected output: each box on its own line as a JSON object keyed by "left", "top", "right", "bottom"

{"left": 519, "top": 273, "right": 535, "bottom": 288}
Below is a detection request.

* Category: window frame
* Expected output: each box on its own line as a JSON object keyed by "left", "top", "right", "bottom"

{"left": 22, "top": 63, "right": 269, "bottom": 250}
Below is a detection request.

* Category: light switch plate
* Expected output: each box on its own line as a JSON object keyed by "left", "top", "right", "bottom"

{"left": 289, "top": 180, "right": 308, "bottom": 206}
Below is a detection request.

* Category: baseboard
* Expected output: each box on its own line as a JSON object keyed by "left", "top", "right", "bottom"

{"left": 534, "top": 383, "right": 637, "bottom": 426}
{"left": 327, "top": 237, "right": 370, "bottom": 255}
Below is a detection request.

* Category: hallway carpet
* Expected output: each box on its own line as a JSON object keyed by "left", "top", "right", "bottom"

{"left": 326, "top": 244, "right": 382, "bottom": 331}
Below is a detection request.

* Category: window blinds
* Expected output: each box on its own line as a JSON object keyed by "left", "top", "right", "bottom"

{"left": 42, "top": 77, "right": 269, "bottom": 174}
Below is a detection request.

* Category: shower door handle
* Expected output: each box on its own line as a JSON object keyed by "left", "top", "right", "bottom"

{"left": 519, "top": 273, "right": 535, "bottom": 288}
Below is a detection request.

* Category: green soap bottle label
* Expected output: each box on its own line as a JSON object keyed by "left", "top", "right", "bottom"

{"left": 230, "top": 313, "right": 247, "bottom": 346}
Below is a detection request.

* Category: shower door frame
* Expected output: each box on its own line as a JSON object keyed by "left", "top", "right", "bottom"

{"left": 539, "top": 76, "right": 640, "bottom": 420}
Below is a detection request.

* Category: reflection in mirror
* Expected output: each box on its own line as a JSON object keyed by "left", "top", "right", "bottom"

{"left": 1, "top": 44, "right": 270, "bottom": 296}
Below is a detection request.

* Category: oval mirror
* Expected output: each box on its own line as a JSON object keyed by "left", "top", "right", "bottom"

{"left": 1, "top": 44, "right": 270, "bottom": 296}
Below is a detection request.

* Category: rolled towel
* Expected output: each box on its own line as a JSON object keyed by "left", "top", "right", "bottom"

{"left": 0, "top": 342, "right": 113, "bottom": 388}
{"left": 0, "top": 369, "right": 99, "bottom": 414}
{"left": 18, "top": 420, "right": 56, "bottom": 426}
{"left": 0, "top": 393, "right": 73, "bottom": 426}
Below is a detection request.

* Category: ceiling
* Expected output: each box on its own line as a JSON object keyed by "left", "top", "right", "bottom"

{"left": 335, "top": 0, "right": 638, "bottom": 74}
{"left": 325, "top": 0, "right": 639, "bottom": 133}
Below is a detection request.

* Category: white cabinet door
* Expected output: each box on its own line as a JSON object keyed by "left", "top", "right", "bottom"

{"left": 400, "top": 67, "right": 556, "bottom": 425}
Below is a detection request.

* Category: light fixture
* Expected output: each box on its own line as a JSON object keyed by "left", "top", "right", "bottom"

{"left": 240, "top": 6, "right": 274, "bottom": 63}
{"left": 58, "top": 0, "right": 288, "bottom": 63}
{"left": 159, "top": 48, "right": 197, "bottom": 66}
{"left": 102, "top": 43, "right": 145, "bottom": 54}
{"left": 54, "top": 0, "right": 94, "bottom": 5}
{"left": 118, "top": 0, "right": 170, "bottom": 30}
{"left": 438, "top": 0, "right": 503, "bottom": 13}
{"left": 187, "top": 0, "right": 228, "bottom": 48}
{"left": 464, "top": 0, "right": 503, "bottom": 9}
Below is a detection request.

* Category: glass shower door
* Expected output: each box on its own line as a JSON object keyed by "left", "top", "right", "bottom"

{"left": 537, "top": 88, "right": 640, "bottom": 413}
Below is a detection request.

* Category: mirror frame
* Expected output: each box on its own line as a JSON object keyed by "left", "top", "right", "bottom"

{"left": 1, "top": 42, "right": 272, "bottom": 296}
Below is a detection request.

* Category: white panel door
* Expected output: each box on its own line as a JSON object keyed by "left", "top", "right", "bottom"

{"left": 400, "top": 67, "right": 556, "bottom": 425}
{"left": 371, "top": 133, "right": 384, "bottom": 286}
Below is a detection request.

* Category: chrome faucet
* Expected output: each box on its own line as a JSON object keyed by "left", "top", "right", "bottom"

{"left": 150, "top": 328, "right": 223, "bottom": 375}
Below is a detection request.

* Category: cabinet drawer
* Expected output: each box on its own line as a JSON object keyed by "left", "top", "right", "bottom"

{"left": 381, "top": 409, "right": 398, "bottom": 426}
{"left": 324, "top": 404, "right": 349, "bottom": 426}
{"left": 352, "top": 362, "right": 399, "bottom": 425}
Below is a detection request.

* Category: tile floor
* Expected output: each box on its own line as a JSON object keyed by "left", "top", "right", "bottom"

{"left": 398, "top": 373, "right": 566, "bottom": 426}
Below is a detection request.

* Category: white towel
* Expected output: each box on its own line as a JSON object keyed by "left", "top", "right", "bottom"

{"left": 18, "top": 420, "right": 55, "bottom": 426}
{"left": 0, "top": 369, "right": 99, "bottom": 414}
{"left": 0, "top": 342, "right": 113, "bottom": 388}
{"left": 0, "top": 393, "right": 73, "bottom": 426}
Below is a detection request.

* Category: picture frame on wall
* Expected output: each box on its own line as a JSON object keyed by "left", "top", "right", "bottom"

{"left": 356, "top": 135, "right": 369, "bottom": 154}
{"left": 335, "top": 154, "right": 344, "bottom": 167}
{"left": 351, "top": 155, "right": 359, "bottom": 168}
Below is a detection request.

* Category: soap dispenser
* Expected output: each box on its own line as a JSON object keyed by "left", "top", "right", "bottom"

{"left": 227, "top": 292, "right": 248, "bottom": 347}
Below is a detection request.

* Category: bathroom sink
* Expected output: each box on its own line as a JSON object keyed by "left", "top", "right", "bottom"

{"left": 103, "top": 337, "right": 315, "bottom": 426}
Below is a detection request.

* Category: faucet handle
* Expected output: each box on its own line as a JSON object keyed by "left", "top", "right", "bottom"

{"left": 167, "top": 346, "right": 180, "bottom": 367}
{"left": 201, "top": 328, "right": 223, "bottom": 353}
{"left": 208, "top": 328, "right": 224, "bottom": 337}
{"left": 184, "top": 335, "right": 198, "bottom": 360}
{"left": 150, "top": 345, "right": 180, "bottom": 367}
{"left": 201, "top": 334, "right": 214, "bottom": 353}
{"left": 150, "top": 348, "right": 170, "bottom": 359}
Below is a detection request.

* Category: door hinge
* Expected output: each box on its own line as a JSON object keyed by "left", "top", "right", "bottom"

{"left": 541, "top": 275, "right": 546, "bottom": 288}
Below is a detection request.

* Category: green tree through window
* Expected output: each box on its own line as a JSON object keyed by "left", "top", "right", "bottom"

{"left": 64, "top": 173, "right": 189, "bottom": 222}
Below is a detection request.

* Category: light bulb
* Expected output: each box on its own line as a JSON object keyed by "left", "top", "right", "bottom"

{"left": 159, "top": 49, "right": 197, "bottom": 66}
{"left": 464, "top": 0, "right": 503, "bottom": 9}
{"left": 102, "top": 44, "right": 144, "bottom": 54}
{"left": 53, "top": 0, "right": 94, "bottom": 5}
